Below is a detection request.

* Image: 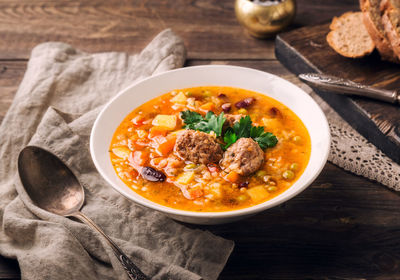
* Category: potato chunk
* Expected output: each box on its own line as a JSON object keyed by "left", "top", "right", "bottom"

{"left": 176, "top": 171, "right": 195, "bottom": 185}
{"left": 152, "top": 115, "right": 177, "bottom": 130}
{"left": 208, "top": 183, "right": 223, "bottom": 198}
{"left": 111, "top": 147, "right": 131, "bottom": 160}
{"left": 247, "top": 186, "right": 269, "bottom": 202}
{"left": 170, "top": 92, "right": 187, "bottom": 104}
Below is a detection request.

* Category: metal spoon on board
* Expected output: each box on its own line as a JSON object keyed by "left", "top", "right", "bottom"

{"left": 17, "top": 146, "right": 149, "bottom": 280}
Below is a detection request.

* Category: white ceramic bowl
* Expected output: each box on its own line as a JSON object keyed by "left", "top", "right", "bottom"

{"left": 90, "top": 65, "right": 330, "bottom": 225}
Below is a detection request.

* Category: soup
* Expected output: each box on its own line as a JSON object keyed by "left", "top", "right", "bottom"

{"left": 109, "top": 86, "right": 311, "bottom": 212}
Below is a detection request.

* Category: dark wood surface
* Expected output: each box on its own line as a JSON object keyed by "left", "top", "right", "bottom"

{"left": 2, "top": 0, "right": 400, "bottom": 279}
{"left": 276, "top": 24, "right": 400, "bottom": 164}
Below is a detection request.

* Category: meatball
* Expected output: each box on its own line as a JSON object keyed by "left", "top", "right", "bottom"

{"left": 220, "top": 138, "right": 264, "bottom": 176}
{"left": 174, "top": 130, "right": 223, "bottom": 164}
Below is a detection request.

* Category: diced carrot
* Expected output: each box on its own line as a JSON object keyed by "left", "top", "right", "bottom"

{"left": 199, "top": 102, "right": 215, "bottom": 112}
{"left": 155, "top": 135, "right": 177, "bottom": 156}
{"left": 226, "top": 171, "right": 240, "bottom": 183}
{"left": 149, "top": 126, "right": 168, "bottom": 138}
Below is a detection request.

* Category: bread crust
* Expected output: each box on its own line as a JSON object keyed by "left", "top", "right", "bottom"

{"left": 329, "top": 11, "right": 356, "bottom": 29}
{"left": 380, "top": 0, "right": 400, "bottom": 61}
{"left": 327, "top": 12, "right": 375, "bottom": 58}
{"left": 360, "top": 0, "right": 398, "bottom": 61}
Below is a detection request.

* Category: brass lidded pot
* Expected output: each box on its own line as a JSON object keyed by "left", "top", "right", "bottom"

{"left": 235, "top": 0, "right": 296, "bottom": 38}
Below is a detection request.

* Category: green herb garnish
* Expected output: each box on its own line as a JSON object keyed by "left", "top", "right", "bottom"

{"left": 180, "top": 110, "right": 226, "bottom": 137}
{"left": 180, "top": 110, "right": 278, "bottom": 150}
{"left": 223, "top": 115, "right": 278, "bottom": 150}
{"left": 253, "top": 132, "right": 278, "bottom": 150}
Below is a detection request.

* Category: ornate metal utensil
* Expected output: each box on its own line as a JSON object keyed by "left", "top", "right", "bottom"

{"left": 18, "top": 146, "right": 149, "bottom": 280}
{"left": 299, "top": 73, "right": 400, "bottom": 104}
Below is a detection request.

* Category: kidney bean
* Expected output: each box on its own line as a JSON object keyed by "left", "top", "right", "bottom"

{"left": 239, "top": 181, "right": 249, "bottom": 188}
{"left": 221, "top": 103, "right": 231, "bottom": 112}
{"left": 268, "top": 107, "right": 282, "bottom": 118}
{"left": 217, "top": 93, "right": 227, "bottom": 98}
{"left": 141, "top": 167, "right": 166, "bottom": 182}
{"left": 235, "top": 97, "right": 255, "bottom": 109}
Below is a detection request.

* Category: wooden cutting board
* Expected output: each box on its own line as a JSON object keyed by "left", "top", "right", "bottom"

{"left": 275, "top": 23, "right": 400, "bottom": 164}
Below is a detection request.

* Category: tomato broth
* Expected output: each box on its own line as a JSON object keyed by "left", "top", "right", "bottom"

{"left": 110, "top": 86, "right": 311, "bottom": 212}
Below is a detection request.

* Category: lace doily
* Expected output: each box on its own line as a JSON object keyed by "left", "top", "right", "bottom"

{"left": 329, "top": 123, "right": 400, "bottom": 190}
{"left": 297, "top": 80, "right": 400, "bottom": 191}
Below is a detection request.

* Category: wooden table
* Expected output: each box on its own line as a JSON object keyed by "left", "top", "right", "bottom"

{"left": 2, "top": 0, "right": 400, "bottom": 279}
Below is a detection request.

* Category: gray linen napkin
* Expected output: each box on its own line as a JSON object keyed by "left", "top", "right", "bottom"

{"left": 0, "top": 29, "right": 234, "bottom": 280}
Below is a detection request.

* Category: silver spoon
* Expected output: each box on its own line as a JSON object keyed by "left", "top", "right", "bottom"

{"left": 17, "top": 146, "right": 148, "bottom": 280}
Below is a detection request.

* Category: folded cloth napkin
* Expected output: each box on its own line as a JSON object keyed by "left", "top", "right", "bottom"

{"left": 0, "top": 29, "right": 234, "bottom": 280}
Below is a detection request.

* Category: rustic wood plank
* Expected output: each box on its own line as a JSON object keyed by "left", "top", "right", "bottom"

{"left": 275, "top": 24, "right": 400, "bottom": 164}
{"left": 0, "top": 61, "right": 26, "bottom": 124}
{"left": 0, "top": 0, "right": 357, "bottom": 60}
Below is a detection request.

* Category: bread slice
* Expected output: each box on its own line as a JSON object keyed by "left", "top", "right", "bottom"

{"left": 327, "top": 12, "right": 375, "bottom": 58}
{"left": 380, "top": 0, "right": 400, "bottom": 60}
{"left": 360, "top": 0, "right": 398, "bottom": 61}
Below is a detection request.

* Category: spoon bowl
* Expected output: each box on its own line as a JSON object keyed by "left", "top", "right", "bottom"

{"left": 17, "top": 146, "right": 148, "bottom": 280}
{"left": 18, "top": 146, "right": 84, "bottom": 216}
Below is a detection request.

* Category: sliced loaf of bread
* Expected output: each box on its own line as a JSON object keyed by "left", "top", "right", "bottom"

{"left": 381, "top": 0, "right": 400, "bottom": 60}
{"left": 327, "top": 12, "right": 375, "bottom": 58}
{"left": 360, "top": 0, "right": 398, "bottom": 61}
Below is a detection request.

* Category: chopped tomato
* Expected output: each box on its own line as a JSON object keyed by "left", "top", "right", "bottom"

{"left": 130, "top": 169, "right": 139, "bottom": 178}
{"left": 151, "top": 157, "right": 162, "bottom": 165}
{"left": 129, "top": 150, "right": 149, "bottom": 168}
{"left": 188, "top": 188, "right": 203, "bottom": 199}
{"left": 131, "top": 115, "right": 145, "bottom": 126}
{"left": 180, "top": 186, "right": 203, "bottom": 200}
{"left": 207, "top": 163, "right": 219, "bottom": 173}
{"left": 135, "top": 139, "right": 149, "bottom": 147}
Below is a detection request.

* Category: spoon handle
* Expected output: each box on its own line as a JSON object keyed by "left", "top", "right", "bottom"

{"left": 73, "top": 211, "right": 149, "bottom": 280}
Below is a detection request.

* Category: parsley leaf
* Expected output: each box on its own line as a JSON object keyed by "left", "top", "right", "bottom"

{"left": 180, "top": 111, "right": 203, "bottom": 125}
{"left": 180, "top": 110, "right": 226, "bottom": 137}
{"left": 250, "top": 126, "right": 265, "bottom": 138}
{"left": 223, "top": 128, "right": 238, "bottom": 149}
{"left": 250, "top": 126, "right": 278, "bottom": 149}
{"left": 254, "top": 132, "right": 278, "bottom": 150}
{"left": 207, "top": 111, "right": 226, "bottom": 137}
{"left": 232, "top": 115, "right": 252, "bottom": 138}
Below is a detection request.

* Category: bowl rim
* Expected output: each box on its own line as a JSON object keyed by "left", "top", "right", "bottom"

{"left": 90, "top": 65, "right": 331, "bottom": 219}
